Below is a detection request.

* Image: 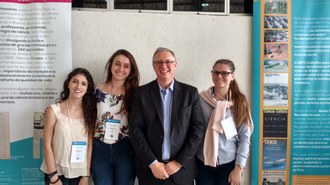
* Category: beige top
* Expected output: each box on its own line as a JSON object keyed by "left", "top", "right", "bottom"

{"left": 40, "top": 103, "right": 88, "bottom": 178}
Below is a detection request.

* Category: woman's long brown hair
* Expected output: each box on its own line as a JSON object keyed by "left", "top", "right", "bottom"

{"left": 213, "top": 59, "right": 252, "bottom": 127}
{"left": 104, "top": 49, "right": 140, "bottom": 113}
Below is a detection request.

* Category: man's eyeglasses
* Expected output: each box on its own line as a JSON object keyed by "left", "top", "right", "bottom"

{"left": 211, "top": 70, "right": 232, "bottom": 78}
{"left": 153, "top": 60, "right": 175, "bottom": 66}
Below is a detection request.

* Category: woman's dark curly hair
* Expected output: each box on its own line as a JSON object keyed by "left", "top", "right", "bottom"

{"left": 57, "top": 68, "right": 97, "bottom": 136}
{"left": 105, "top": 49, "right": 140, "bottom": 113}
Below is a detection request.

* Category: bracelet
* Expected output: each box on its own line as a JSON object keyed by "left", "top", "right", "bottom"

{"left": 50, "top": 176, "right": 60, "bottom": 184}
{"left": 48, "top": 170, "right": 57, "bottom": 178}
{"left": 236, "top": 165, "right": 244, "bottom": 169}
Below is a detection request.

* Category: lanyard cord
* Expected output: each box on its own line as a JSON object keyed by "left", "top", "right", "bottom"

{"left": 66, "top": 100, "right": 75, "bottom": 143}
{"left": 65, "top": 100, "right": 88, "bottom": 164}
{"left": 66, "top": 101, "right": 87, "bottom": 142}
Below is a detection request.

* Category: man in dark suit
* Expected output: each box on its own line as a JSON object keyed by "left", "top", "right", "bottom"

{"left": 129, "top": 47, "right": 205, "bottom": 185}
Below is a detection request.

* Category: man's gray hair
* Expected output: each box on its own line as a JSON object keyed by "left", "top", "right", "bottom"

{"left": 152, "top": 47, "right": 176, "bottom": 62}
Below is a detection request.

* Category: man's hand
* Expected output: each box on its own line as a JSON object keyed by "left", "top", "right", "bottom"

{"left": 165, "top": 160, "right": 182, "bottom": 176}
{"left": 150, "top": 161, "right": 169, "bottom": 180}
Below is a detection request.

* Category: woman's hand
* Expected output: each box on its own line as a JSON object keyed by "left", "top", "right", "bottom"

{"left": 49, "top": 175, "right": 62, "bottom": 185}
{"left": 228, "top": 165, "right": 243, "bottom": 185}
{"left": 78, "top": 176, "right": 90, "bottom": 185}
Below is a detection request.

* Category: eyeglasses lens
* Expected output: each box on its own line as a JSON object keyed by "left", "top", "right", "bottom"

{"left": 211, "top": 71, "right": 231, "bottom": 77}
{"left": 153, "top": 61, "right": 175, "bottom": 66}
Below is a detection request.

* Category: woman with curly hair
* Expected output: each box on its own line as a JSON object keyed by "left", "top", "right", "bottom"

{"left": 41, "top": 68, "right": 97, "bottom": 185}
{"left": 91, "top": 49, "right": 140, "bottom": 185}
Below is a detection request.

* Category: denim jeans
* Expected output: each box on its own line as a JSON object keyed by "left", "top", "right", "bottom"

{"left": 91, "top": 138, "right": 135, "bottom": 185}
{"left": 44, "top": 174, "right": 81, "bottom": 185}
{"left": 195, "top": 159, "right": 235, "bottom": 185}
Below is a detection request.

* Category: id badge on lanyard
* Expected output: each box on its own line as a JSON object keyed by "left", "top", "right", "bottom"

{"left": 70, "top": 141, "right": 87, "bottom": 163}
{"left": 221, "top": 116, "right": 238, "bottom": 140}
{"left": 104, "top": 119, "right": 121, "bottom": 141}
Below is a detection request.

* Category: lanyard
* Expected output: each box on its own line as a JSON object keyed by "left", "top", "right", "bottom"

{"left": 66, "top": 101, "right": 87, "bottom": 163}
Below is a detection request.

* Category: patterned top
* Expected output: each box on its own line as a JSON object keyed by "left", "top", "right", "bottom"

{"left": 94, "top": 88, "right": 129, "bottom": 144}
{"left": 40, "top": 103, "right": 88, "bottom": 177}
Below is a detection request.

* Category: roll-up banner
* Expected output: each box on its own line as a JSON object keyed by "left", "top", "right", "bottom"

{"left": 0, "top": 0, "right": 71, "bottom": 184}
{"left": 252, "top": 0, "right": 330, "bottom": 184}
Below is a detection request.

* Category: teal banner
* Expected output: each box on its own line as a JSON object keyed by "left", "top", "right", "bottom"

{"left": 252, "top": 0, "right": 330, "bottom": 184}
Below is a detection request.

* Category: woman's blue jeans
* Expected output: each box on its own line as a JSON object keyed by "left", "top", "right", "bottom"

{"left": 91, "top": 138, "right": 135, "bottom": 185}
{"left": 195, "top": 159, "right": 235, "bottom": 185}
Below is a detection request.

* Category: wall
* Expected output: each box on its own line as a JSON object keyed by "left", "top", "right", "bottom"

{"left": 72, "top": 10, "right": 253, "bottom": 184}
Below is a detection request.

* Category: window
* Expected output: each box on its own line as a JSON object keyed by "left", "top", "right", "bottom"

{"left": 72, "top": 0, "right": 106, "bottom": 8}
{"left": 230, "top": 0, "right": 252, "bottom": 14}
{"left": 173, "top": 0, "right": 225, "bottom": 13}
{"left": 72, "top": 0, "right": 252, "bottom": 14}
{"left": 114, "top": 0, "right": 167, "bottom": 11}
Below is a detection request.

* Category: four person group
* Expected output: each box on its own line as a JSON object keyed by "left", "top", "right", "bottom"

{"left": 41, "top": 47, "right": 253, "bottom": 185}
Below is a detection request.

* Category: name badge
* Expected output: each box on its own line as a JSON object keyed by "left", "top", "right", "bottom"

{"left": 221, "top": 116, "right": 238, "bottom": 140}
{"left": 70, "top": 141, "right": 87, "bottom": 163}
{"left": 104, "top": 119, "right": 121, "bottom": 141}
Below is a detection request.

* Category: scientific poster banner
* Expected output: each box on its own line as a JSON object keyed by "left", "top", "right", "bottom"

{"left": 252, "top": 0, "right": 330, "bottom": 184}
{"left": 0, "top": 0, "right": 71, "bottom": 184}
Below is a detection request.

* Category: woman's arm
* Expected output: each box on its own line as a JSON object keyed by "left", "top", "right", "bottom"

{"left": 228, "top": 123, "right": 252, "bottom": 185}
{"left": 87, "top": 133, "right": 93, "bottom": 176}
{"left": 42, "top": 106, "right": 60, "bottom": 183}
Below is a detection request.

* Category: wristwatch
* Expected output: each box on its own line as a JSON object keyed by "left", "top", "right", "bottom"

{"left": 237, "top": 165, "right": 244, "bottom": 169}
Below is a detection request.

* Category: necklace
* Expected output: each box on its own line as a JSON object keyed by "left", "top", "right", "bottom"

{"left": 212, "top": 86, "right": 228, "bottom": 101}
{"left": 65, "top": 100, "right": 75, "bottom": 143}
{"left": 66, "top": 100, "right": 83, "bottom": 118}
{"left": 108, "top": 82, "right": 124, "bottom": 95}
{"left": 214, "top": 93, "right": 227, "bottom": 101}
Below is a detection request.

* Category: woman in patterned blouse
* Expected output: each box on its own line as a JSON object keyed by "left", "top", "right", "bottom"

{"left": 91, "top": 49, "right": 140, "bottom": 185}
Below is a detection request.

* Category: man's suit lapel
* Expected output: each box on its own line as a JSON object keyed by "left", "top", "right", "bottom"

{"left": 171, "top": 80, "right": 182, "bottom": 130}
{"left": 150, "top": 80, "right": 164, "bottom": 127}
